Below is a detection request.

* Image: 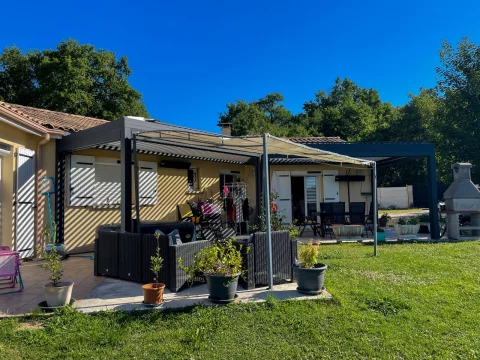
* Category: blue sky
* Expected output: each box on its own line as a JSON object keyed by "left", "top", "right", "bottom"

{"left": 1, "top": 0, "right": 479, "bottom": 132}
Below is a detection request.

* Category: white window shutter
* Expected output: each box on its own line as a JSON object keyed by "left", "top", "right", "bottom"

{"left": 138, "top": 161, "right": 157, "bottom": 205}
{"left": 95, "top": 158, "right": 121, "bottom": 206}
{"left": 69, "top": 155, "right": 95, "bottom": 206}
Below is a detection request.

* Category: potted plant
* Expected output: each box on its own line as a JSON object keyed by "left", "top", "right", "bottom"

{"left": 142, "top": 230, "right": 165, "bottom": 305}
{"left": 417, "top": 214, "right": 430, "bottom": 232}
{"left": 42, "top": 222, "right": 67, "bottom": 259}
{"left": 395, "top": 217, "right": 420, "bottom": 236}
{"left": 379, "top": 213, "right": 391, "bottom": 227}
{"left": 376, "top": 228, "right": 386, "bottom": 242}
{"left": 40, "top": 246, "right": 74, "bottom": 307}
{"left": 180, "top": 239, "right": 246, "bottom": 303}
{"left": 293, "top": 241, "right": 327, "bottom": 295}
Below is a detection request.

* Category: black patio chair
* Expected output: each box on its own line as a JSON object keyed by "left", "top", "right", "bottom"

{"left": 320, "top": 202, "right": 334, "bottom": 238}
{"left": 349, "top": 202, "right": 366, "bottom": 225}
{"left": 364, "top": 201, "right": 374, "bottom": 235}
{"left": 331, "top": 202, "right": 346, "bottom": 225}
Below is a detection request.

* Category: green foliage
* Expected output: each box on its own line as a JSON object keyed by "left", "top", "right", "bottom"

{"left": 380, "top": 212, "right": 391, "bottom": 221}
{"left": 418, "top": 213, "right": 430, "bottom": 222}
{"left": 218, "top": 38, "right": 480, "bottom": 186}
{"left": 39, "top": 246, "right": 63, "bottom": 286}
{"left": 253, "top": 192, "right": 297, "bottom": 234}
{"left": 397, "top": 217, "right": 419, "bottom": 225}
{"left": 298, "top": 240, "right": 320, "bottom": 268}
{"left": 0, "top": 40, "right": 149, "bottom": 120}
{"left": 179, "top": 240, "right": 247, "bottom": 284}
{"left": 150, "top": 231, "right": 164, "bottom": 286}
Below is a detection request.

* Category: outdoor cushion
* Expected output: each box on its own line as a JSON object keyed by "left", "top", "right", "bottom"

{"left": 168, "top": 229, "right": 183, "bottom": 245}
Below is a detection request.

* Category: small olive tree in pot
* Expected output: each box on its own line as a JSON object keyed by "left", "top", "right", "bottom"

{"left": 40, "top": 246, "right": 74, "bottom": 307}
{"left": 142, "top": 230, "right": 165, "bottom": 305}
{"left": 293, "top": 241, "right": 327, "bottom": 295}
{"left": 180, "top": 240, "right": 247, "bottom": 303}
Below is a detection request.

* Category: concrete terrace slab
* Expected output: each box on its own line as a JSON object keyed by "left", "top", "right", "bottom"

{"left": 74, "top": 278, "right": 333, "bottom": 314}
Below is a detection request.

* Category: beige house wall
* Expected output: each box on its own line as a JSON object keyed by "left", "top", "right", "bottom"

{"left": 0, "top": 122, "right": 56, "bottom": 249}
{"left": 64, "top": 149, "right": 257, "bottom": 253}
{"left": 269, "top": 164, "right": 372, "bottom": 213}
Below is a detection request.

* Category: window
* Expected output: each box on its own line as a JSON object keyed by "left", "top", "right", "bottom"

{"left": 68, "top": 155, "right": 157, "bottom": 207}
{"left": 220, "top": 172, "right": 239, "bottom": 196}
{"left": 188, "top": 168, "right": 199, "bottom": 192}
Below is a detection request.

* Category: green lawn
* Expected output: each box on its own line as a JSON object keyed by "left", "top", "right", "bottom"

{"left": 2, "top": 242, "right": 480, "bottom": 359}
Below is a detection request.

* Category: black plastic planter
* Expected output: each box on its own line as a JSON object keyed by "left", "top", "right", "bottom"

{"left": 205, "top": 273, "right": 240, "bottom": 303}
{"left": 293, "top": 263, "right": 327, "bottom": 295}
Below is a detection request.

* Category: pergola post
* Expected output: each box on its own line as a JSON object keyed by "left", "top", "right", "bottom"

{"left": 262, "top": 133, "right": 274, "bottom": 289}
{"left": 372, "top": 162, "right": 378, "bottom": 256}
{"left": 427, "top": 154, "right": 439, "bottom": 239}
{"left": 133, "top": 134, "right": 141, "bottom": 233}
{"left": 120, "top": 131, "right": 132, "bottom": 233}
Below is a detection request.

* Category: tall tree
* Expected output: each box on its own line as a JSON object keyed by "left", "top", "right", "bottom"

{"left": 434, "top": 38, "right": 480, "bottom": 183}
{"left": 0, "top": 40, "right": 148, "bottom": 120}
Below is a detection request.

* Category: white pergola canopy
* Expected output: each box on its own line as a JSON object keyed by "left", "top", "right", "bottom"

{"left": 137, "top": 127, "right": 373, "bottom": 167}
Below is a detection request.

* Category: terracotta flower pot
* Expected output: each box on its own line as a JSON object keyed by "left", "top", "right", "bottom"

{"left": 142, "top": 283, "right": 165, "bottom": 305}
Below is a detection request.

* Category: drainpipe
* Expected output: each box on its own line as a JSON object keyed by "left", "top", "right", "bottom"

{"left": 34, "top": 133, "right": 51, "bottom": 255}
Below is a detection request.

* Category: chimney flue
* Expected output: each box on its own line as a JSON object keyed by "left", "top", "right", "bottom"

{"left": 220, "top": 123, "right": 232, "bottom": 136}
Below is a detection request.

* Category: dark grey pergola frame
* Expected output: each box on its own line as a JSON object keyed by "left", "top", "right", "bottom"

{"left": 310, "top": 142, "right": 440, "bottom": 239}
{"left": 55, "top": 117, "right": 265, "bottom": 240}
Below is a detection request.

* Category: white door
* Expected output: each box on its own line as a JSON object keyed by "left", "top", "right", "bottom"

{"left": 275, "top": 171, "right": 292, "bottom": 223}
{"left": 15, "top": 148, "right": 36, "bottom": 258}
{"left": 323, "top": 170, "right": 339, "bottom": 202}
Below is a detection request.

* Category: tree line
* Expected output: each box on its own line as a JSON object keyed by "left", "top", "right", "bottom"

{"left": 1, "top": 38, "right": 479, "bottom": 185}
{"left": 219, "top": 38, "right": 480, "bottom": 186}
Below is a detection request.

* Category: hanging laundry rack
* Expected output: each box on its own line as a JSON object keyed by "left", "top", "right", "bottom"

{"left": 223, "top": 182, "right": 249, "bottom": 235}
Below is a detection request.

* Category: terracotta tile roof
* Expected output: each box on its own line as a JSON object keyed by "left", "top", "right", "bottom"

{"left": 0, "top": 102, "right": 108, "bottom": 133}
{"left": 288, "top": 136, "right": 346, "bottom": 144}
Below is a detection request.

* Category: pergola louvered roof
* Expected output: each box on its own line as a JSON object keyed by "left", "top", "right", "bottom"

{"left": 96, "top": 140, "right": 252, "bottom": 164}
{"left": 135, "top": 120, "right": 373, "bottom": 167}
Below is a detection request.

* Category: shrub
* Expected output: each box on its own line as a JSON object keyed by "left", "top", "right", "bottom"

{"left": 39, "top": 246, "right": 63, "bottom": 286}
{"left": 418, "top": 214, "right": 430, "bottom": 222}
{"left": 298, "top": 240, "right": 320, "bottom": 268}
{"left": 398, "top": 217, "right": 419, "bottom": 225}
{"left": 179, "top": 240, "right": 247, "bottom": 284}
{"left": 150, "top": 230, "right": 164, "bottom": 287}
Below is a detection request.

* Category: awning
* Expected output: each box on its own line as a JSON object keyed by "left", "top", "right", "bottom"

{"left": 137, "top": 125, "right": 373, "bottom": 167}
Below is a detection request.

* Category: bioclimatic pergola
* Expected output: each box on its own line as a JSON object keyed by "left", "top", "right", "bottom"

{"left": 56, "top": 116, "right": 377, "bottom": 289}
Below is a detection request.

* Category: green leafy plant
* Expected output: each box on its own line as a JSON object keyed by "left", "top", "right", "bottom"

{"left": 39, "top": 246, "right": 63, "bottom": 286}
{"left": 252, "top": 192, "right": 298, "bottom": 236}
{"left": 298, "top": 240, "right": 320, "bottom": 268}
{"left": 380, "top": 213, "right": 391, "bottom": 221}
{"left": 40, "top": 222, "right": 57, "bottom": 245}
{"left": 418, "top": 214, "right": 430, "bottom": 222}
{"left": 179, "top": 240, "right": 248, "bottom": 285}
{"left": 150, "top": 230, "right": 164, "bottom": 287}
{"left": 398, "top": 217, "right": 419, "bottom": 225}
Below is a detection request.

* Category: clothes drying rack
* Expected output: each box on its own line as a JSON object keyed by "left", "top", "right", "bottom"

{"left": 223, "top": 182, "right": 249, "bottom": 235}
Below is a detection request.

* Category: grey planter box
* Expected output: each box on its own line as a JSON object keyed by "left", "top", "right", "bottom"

{"left": 332, "top": 225, "right": 364, "bottom": 242}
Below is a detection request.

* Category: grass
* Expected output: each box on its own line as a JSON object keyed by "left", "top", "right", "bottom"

{"left": 378, "top": 207, "right": 426, "bottom": 215}
{"left": 2, "top": 242, "right": 480, "bottom": 359}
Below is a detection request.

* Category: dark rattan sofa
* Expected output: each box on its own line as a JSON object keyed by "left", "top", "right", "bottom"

{"left": 234, "top": 231, "right": 298, "bottom": 290}
{"left": 94, "top": 221, "right": 211, "bottom": 292}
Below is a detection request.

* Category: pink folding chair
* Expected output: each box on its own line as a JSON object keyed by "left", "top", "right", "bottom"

{"left": 0, "top": 251, "right": 24, "bottom": 294}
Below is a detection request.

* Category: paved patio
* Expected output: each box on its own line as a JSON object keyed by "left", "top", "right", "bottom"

{"left": 0, "top": 255, "right": 105, "bottom": 316}
{"left": 1, "top": 253, "right": 332, "bottom": 316}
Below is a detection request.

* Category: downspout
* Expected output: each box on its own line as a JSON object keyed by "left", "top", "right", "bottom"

{"left": 34, "top": 133, "right": 51, "bottom": 255}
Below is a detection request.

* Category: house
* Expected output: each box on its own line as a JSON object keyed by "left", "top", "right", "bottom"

{"left": 0, "top": 103, "right": 439, "bottom": 257}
